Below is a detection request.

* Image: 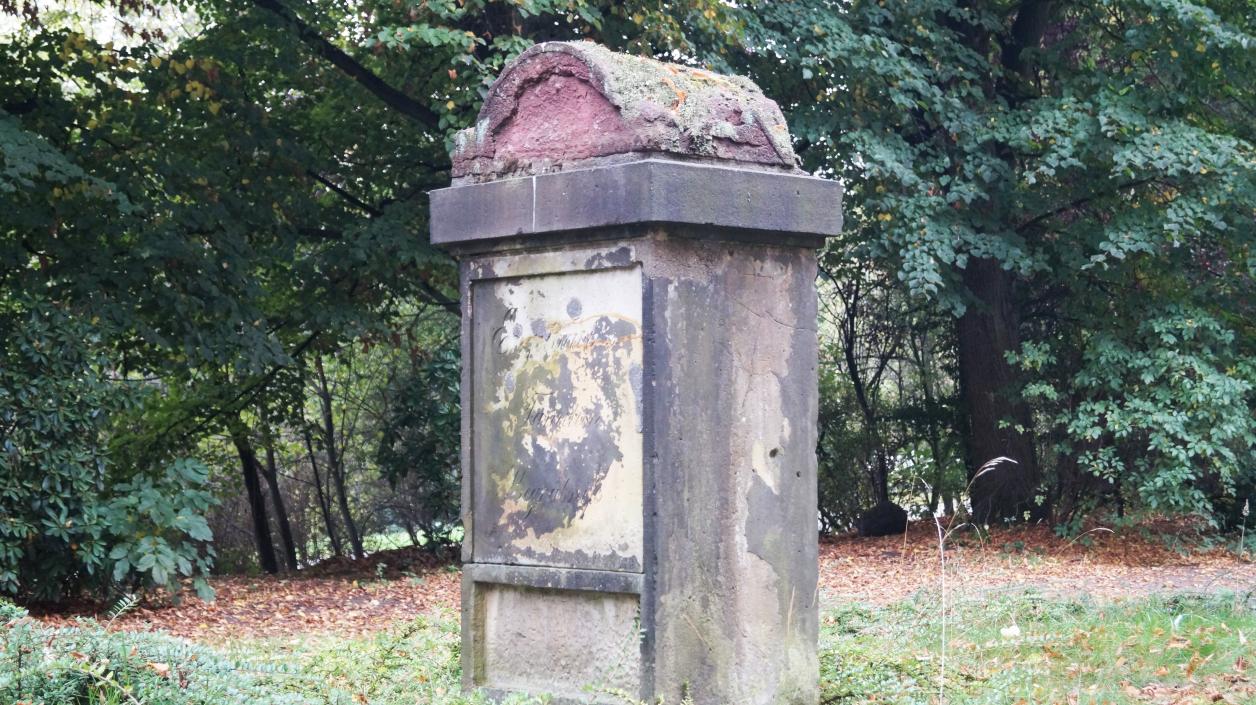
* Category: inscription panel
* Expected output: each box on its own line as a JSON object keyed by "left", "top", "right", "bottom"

{"left": 475, "top": 584, "right": 641, "bottom": 700}
{"left": 471, "top": 266, "right": 644, "bottom": 572}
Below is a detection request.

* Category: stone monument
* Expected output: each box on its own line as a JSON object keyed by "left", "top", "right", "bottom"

{"left": 429, "top": 41, "right": 842, "bottom": 705}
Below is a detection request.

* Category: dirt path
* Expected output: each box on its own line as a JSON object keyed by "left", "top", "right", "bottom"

{"left": 819, "top": 522, "right": 1256, "bottom": 606}
{"left": 30, "top": 523, "right": 1256, "bottom": 642}
{"left": 33, "top": 564, "right": 463, "bottom": 643}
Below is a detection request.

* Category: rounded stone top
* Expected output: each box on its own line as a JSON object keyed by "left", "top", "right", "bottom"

{"left": 451, "top": 41, "right": 799, "bottom": 182}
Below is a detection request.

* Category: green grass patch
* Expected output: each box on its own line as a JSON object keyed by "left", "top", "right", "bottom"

{"left": 821, "top": 591, "right": 1256, "bottom": 704}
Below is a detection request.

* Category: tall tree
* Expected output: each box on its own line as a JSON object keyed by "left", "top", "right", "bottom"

{"left": 733, "top": 0, "right": 1256, "bottom": 524}
{"left": 302, "top": 423, "right": 343, "bottom": 558}
{"left": 228, "top": 419, "right": 280, "bottom": 575}
{"left": 3, "top": 0, "right": 740, "bottom": 578}
{"left": 261, "top": 439, "right": 300, "bottom": 571}
{"left": 313, "top": 353, "right": 364, "bottom": 560}
{"left": 953, "top": 0, "right": 1053, "bottom": 523}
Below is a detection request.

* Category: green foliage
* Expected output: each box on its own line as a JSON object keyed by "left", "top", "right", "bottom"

{"left": 376, "top": 341, "right": 461, "bottom": 547}
{"left": 817, "top": 362, "right": 880, "bottom": 530}
{"left": 103, "top": 459, "right": 218, "bottom": 599}
{"left": 731, "top": 0, "right": 1256, "bottom": 525}
{"left": 1, "top": 599, "right": 306, "bottom": 704}
{"left": 814, "top": 256, "right": 967, "bottom": 525}
{"left": 0, "top": 299, "right": 216, "bottom": 600}
{"left": 1, "top": 0, "right": 742, "bottom": 578}
{"left": 10, "top": 589, "right": 1251, "bottom": 705}
{"left": 821, "top": 592, "right": 1256, "bottom": 704}
{"left": 739, "top": 0, "right": 1256, "bottom": 304}
{"left": 2, "top": 600, "right": 551, "bottom": 704}
{"left": 245, "top": 616, "right": 483, "bottom": 704}
{"left": 1, "top": 299, "right": 126, "bottom": 598}
{"left": 1021, "top": 307, "right": 1256, "bottom": 521}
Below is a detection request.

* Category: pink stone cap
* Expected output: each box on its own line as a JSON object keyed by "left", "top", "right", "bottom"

{"left": 451, "top": 41, "right": 800, "bottom": 183}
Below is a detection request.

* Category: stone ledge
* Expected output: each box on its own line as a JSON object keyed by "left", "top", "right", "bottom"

{"left": 429, "top": 158, "right": 843, "bottom": 246}
{"left": 463, "top": 563, "right": 644, "bottom": 595}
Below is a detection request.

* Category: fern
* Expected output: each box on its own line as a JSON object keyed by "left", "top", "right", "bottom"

{"left": 106, "top": 593, "right": 140, "bottom": 625}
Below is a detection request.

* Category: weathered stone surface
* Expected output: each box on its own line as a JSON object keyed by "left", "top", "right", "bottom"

{"left": 472, "top": 584, "right": 641, "bottom": 701}
{"left": 435, "top": 40, "right": 841, "bottom": 705}
{"left": 455, "top": 235, "right": 822, "bottom": 704}
{"left": 470, "top": 266, "right": 644, "bottom": 572}
{"left": 645, "top": 234, "right": 820, "bottom": 705}
{"left": 430, "top": 159, "right": 842, "bottom": 246}
{"left": 451, "top": 41, "right": 798, "bottom": 182}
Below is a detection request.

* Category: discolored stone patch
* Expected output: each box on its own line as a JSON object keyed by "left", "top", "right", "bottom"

{"left": 471, "top": 266, "right": 644, "bottom": 573}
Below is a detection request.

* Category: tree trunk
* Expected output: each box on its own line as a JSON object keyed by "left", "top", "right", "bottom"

{"left": 955, "top": 259, "right": 1039, "bottom": 523}
{"left": 951, "top": 0, "right": 1056, "bottom": 524}
{"left": 838, "top": 279, "right": 893, "bottom": 505}
{"left": 261, "top": 441, "right": 300, "bottom": 572}
{"left": 314, "top": 354, "right": 365, "bottom": 559}
{"left": 403, "top": 519, "right": 420, "bottom": 547}
{"left": 329, "top": 456, "right": 364, "bottom": 560}
{"left": 303, "top": 423, "right": 343, "bottom": 558}
{"left": 229, "top": 421, "right": 279, "bottom": 575}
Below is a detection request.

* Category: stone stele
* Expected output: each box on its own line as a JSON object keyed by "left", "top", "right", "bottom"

{"left": 429, "top": 41, "right": 842, "bottom": 705}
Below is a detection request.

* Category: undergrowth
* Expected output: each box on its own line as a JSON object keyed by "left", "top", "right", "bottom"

{"left": 6, "top": 591, "right": 1255, "bottom": 704}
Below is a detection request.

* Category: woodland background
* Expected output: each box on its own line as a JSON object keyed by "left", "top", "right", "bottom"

{"left": 1, "top": 0, "right": 1254, "bottom": 602}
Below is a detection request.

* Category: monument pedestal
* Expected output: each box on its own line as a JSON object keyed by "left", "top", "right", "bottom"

{"left": 430, "top": 42, "right": 842, "bottom": 705}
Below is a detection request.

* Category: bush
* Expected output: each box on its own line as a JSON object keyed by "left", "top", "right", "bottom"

{"left": 1021, "top": 307, "right": 1256, "bottom": 526}
{"left": 0, "top": 299, "right": 216, "bottom": 601}
{"left": 0, "top": 599, "right": 304, "bottom": 704}
{"left": 0, "top": 600, "right": 548, "bottom": 705}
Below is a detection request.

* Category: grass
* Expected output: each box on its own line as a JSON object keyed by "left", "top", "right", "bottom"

{"left": 221, "top": 612, "right": 486, "bottom": 704}
{"left": 210, "top": 591, "right": 1256, "bottom": 704}
{"left": 7, "top": 592, "right": 1256, "bottom": 704}
{"left": 821, "top": 591, "right": 1256, "bottom": 704}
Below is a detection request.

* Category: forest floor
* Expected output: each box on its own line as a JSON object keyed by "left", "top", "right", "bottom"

{"left": 31, "top": 519, "right": 1256, "bottom": 643}
{"left": 20, "top": 521, "right": 1256, "bottom": 704}
{"left": 819, "top": 519, "right": 1256, "bottom": 606}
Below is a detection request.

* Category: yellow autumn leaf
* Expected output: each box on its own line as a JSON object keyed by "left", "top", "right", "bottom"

{"left": 1185, "top": 652, "right": 1204, "bottom": 677}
